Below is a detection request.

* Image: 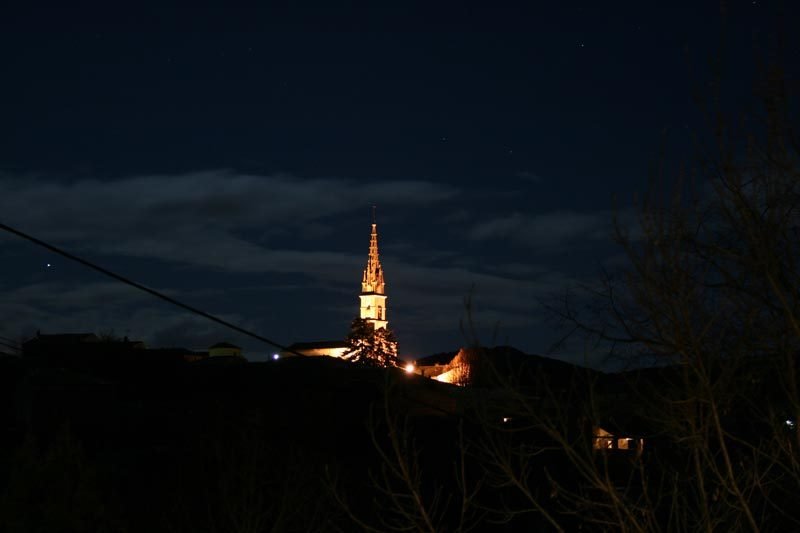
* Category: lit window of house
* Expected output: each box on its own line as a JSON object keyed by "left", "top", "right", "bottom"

{"left": 593, "top": 426, "right": 644, "bottom": 453}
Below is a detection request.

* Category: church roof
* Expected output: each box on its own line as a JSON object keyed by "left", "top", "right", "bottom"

{"left": 286, "top": 340, "right": 348, "bottom": 351}
{"left": 415, "top": 351, "right": 459, "bottom": 366}
{"left": 25, "top": 333, "right": 99, "bottom": 345}
{"left": 209, "top": 342, "right": 241, "bottom": 349}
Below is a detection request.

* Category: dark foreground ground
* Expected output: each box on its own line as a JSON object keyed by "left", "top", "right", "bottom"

{"left": 4, "top": 347, "right": 792, "bottom": 532}
{"left": 0, "top": 353, "right": 529, "bottom": 532}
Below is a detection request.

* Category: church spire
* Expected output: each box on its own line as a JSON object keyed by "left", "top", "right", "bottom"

{"left": 361, "top": 211, "right": 385, "bottom": 295}
{"left": 359, "top": 209, "right": 388, "bottom": 330}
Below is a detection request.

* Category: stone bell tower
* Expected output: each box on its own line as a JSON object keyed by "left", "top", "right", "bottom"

{"left": 359, "top": 209, "right": 388, "bottom": 331}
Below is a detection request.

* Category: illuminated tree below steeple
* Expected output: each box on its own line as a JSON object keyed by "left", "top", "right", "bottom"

{"left": 343, "top": 318, "right": 398, "bottom": 368}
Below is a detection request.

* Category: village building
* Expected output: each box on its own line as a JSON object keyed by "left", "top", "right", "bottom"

{"left": 208, "top": 342, "right": 243, "bottom": 358}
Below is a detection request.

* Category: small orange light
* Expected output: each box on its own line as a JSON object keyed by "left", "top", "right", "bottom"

{"left": 404, "top": 363, "right": 414, "bottom": 373}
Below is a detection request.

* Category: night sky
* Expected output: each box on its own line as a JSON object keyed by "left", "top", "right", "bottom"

{"left": 1, "top": 2, "right": 796, "bottom": 364}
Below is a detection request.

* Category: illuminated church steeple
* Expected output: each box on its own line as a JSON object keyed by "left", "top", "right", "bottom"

{"left": 359, "top": 208, "right": 388, "bottom": 330}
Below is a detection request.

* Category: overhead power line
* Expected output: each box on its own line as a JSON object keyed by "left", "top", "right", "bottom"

{"left": 0, "top": 340, "right": 20, "bottom": 353}
{"left": 0, "top": 222, "right": 303, "bottom": 357}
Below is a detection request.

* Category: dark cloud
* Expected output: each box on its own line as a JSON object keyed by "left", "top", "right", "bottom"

{"left": 0, "top": 280, "right": 255, "bottom": 350}
{"left": 0, "top": 171, "right": 459, "bottom": 282}
{"left": 515, "top": 170, "right": 542, "bottom": 183}
{"left": 468, "top": 209, "right": 638, "bottom": 249}
{"left": 0, "top": 281, "right": 150, "bottom": 314}
{"left": 0, "top": 171, "right": 458, "bottom": 244}
{"left": 0, "top": 281, "right": 158, "bottom": 339}
{"left": 469, "top": 211, "right": 606, "bottom": 247}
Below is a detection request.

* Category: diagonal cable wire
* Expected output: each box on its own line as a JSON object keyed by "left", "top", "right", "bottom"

{"left": 0, "top": 222, "right": 304, "bottom": 357}
{"left": 0, "top": 340, "right": 20, "bottom": 353}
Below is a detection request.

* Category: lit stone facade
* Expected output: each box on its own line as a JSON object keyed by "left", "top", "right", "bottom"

{"left": 359, "top": 222, "right": 388, "bottom": 331}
